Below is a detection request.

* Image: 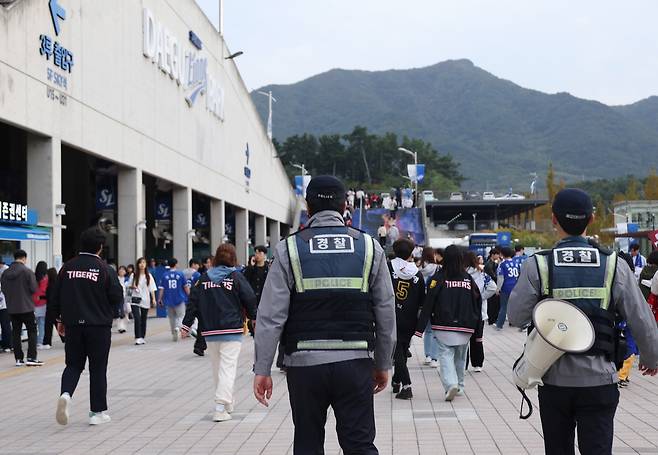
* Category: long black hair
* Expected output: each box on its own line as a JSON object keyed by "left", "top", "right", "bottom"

{"left": 442, "top": 245, "right": 464, "bottom": 279}
{"left": 133, "top": 257, "right": 151, "bottom": 286}
{"left": 35, "top": 261, "right": 48, "bottom": 282}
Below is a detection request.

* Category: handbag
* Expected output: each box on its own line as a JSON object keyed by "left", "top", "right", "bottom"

{"left": 130, "top": 287, "right": 142, "bottom": 304}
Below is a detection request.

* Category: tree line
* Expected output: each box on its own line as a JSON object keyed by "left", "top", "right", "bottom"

{"left": 272, "top": 126, "right": 464, "bottom": 191}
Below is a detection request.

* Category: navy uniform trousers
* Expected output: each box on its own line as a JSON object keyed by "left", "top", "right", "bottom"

{"left": 286, "top": 358, "right": 378, "bottom": 455}
{"left": 538, "top": 383, "right": 619, "bottom": 455}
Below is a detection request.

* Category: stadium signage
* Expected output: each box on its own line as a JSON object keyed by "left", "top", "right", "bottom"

{"left": 142, "top": 8, "right": 224, "bottom": 121}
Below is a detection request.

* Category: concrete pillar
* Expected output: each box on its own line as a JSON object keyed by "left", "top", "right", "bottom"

{"left": 118, "top": 168, "right": 144, "bottom": 266}
{"left": 27, "top": 135, "right": 62, "bottom": 268}
{"left": 234, "top": 207, "right": 249, "bottom": 265}
{"left": 173, "top": 186, "right": 192, "bottom": 262}
{"left": 254, "top": 214, "right": 266, "bottom": 247}
{"left": 210, "top": 198, "right": 225, "bottom": 251}
{"left": 268, "top": 219, "right": 281, "bottom": 246}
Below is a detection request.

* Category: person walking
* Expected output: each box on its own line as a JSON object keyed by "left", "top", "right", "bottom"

{"left": 114, "top": 266, "right": 130, "bottom": 334}
{"left": 253, "top": 175, "right": 396, "bottom": 455}
{"left": 243, "top": 245, "right": 269, "bottom": 336}
{"left": 1, "top": 249, "right": 41, "bottom": 366}
{"left": 42, "top": 267, "right": 62, "bottom": 348}
{"left": 389, "top": 239, "right": 425, "bottom": 399}
{"left": 508, "top": 188, "right": 658, "bottom": 455}
{"left": 484, "top": 248, "right": 501, "bottom": 324}
{"left": 464, "top": 251, "right": 496, "bottom": 372}
{"left": 0, "top": 260, "right": 11, "bottom": 353}
{"left": 50, "top": 228, "right": 124, "bottom": 425}
{"left": 415, "top": 245, "right": 482, "bottom": 401}
{"left": 158, "top": 258, "right": 189, "bottom": 341}
{"left": 639, "top": 250, "right": 658, "bottom": 303}
{"left": 33, "top": 261, "right": 49, "bottom": 348}
{"left": 629, "top": 243, "right": 647, "bottom": 279}
{"left": 495, "top": 247, "right": 519, "bottom": 330}
{"left": 419, "top": 246, "right": 440, "bottom": 367}
{"left": 377, "top": 223, "right": 387, "bottom": 248}
{"left": 128, "top": 257, "right": 157, "bottom": 345}
{"left": 182, "top": 258, "right": 205, "bottom": 355}
{"left": 181, "top": 243, "right": 257, "bottom": 422}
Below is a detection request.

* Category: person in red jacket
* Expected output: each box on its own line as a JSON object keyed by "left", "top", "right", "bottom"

{"left": 32, "top": 261, "right": 49, "bottom": 348}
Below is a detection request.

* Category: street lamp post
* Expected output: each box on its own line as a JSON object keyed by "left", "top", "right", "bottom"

{"left": 257, "top": 90, "right": 277, "bottom": 140}
{"left": 398, "top": 147, "right": 418, "bottom": 206}
{"left": 472, "top": 213, "right": 477, "bottom": 232}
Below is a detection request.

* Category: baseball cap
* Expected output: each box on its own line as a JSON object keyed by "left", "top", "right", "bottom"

{"left": 552, "top": 188, "right": 593, "bottom": 220}
{"left": 305, "top": 175, "right": 346, "bottom": 201}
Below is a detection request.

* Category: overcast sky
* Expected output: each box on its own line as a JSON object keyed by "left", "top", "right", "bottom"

{"left": 195, "top": 0, "right": 657, "bottom": 105}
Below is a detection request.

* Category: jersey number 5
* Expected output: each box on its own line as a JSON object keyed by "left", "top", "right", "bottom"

{"left": 396, "top": 281, "right": 410, "bottom": 300}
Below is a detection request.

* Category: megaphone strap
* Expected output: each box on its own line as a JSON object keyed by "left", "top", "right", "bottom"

{"left": 517, "top": 386, "right": 533, "bottom": 420}
{"left": 513, "top": 354, "right": 534, "bottom": 419}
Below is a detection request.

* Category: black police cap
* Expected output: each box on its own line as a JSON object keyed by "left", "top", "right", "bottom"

{"left": 306, "top": 175, "right": 346, "bottom": 201}
{"left": 552, "top": 188, "right": 593, "bottom": 220}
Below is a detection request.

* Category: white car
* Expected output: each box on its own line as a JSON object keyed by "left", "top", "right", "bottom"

{"left": 449, "top": 192, "right": 463, "bottom": 201}
{"left": 483, "top": 192, "right": 495, "bottom": 200}
{"left": 422, "top": 190, "right": 435, "bottom": 201}
{"left": 497, "top": 193, "right": 526, "bottom": 200}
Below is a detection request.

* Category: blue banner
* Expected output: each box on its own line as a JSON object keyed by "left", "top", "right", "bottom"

{"left": 155, "top": 194, "right": 172, "bottom": 221}
{"left": 416, "top": 164, "right": 425, "bottom": 183}
{"left": 496, "top": 231, "right": 512, "bottom": 247}
{"left": 96, "top": 183, "right": 116, "bottom": 210}
{"left": 193, "top": 212, "right": 209, "bottom": 228}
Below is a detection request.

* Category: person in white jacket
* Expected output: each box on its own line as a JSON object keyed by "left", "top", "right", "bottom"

{"left": 465, "top": 251, "right": 497, "bottom": 372}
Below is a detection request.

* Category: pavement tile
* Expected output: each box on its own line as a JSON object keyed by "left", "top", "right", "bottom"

{"left": 0, "top": 317, "right": 656, "bottom": 454}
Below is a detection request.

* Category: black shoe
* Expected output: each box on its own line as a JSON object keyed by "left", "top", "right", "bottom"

{"left": 618, "top": 379, "right": 629, "bottom": 388}
{"left": 392, "top": 382, "right": 401, "bottom": 394}
{"left": 193, "top": 348, "right": 205, "bottom": 357}
{"left": 395, "top": 387, "right": 413, "bottom": 400}
{"left": 26, "top": 358, "right": 43, "bottom": 366}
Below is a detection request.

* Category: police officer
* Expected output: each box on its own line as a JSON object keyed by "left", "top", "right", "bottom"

{"left": 253, "top": 175, "right": 396, "bottom": 454}
{"left": 51, "top": 228, "right": 124, "bottom": 426}
{"left": 508, "top": 188, "right": 658, "bottom": 455}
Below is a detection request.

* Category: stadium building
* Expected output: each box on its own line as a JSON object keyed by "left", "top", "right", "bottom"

{"left": 0, "top": 0, "right": 296, "bottom": 268}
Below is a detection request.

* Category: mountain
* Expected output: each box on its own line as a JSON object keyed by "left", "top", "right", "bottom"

{"left": 251, "top": 60, "right": 658, "bottom": 189}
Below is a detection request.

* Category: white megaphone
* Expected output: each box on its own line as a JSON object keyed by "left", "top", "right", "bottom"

{"left": 513, "top": 299, "right": 595, "bottom": 390}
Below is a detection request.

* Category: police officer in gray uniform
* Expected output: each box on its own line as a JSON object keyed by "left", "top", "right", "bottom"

{"left": 253, "top": 175, "right": 396, "bottom": 455}
{"left": 508, "top": 188, "right": 658, "bottom": 455}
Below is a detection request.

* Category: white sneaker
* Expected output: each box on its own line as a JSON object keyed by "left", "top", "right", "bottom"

{"left": 445, "top": 385, "right": 459, "bottom": 402}
{"left": 225, "top": 402, "right": 234, "bottom": 414}
{"left": 37, "top": 344, "right": 44, "bottom": 350}
{"left": 472, "top": 366, "right": 483, "bottom": 373}
{"left": 41, "top": 344, "right": 52, "bottom": 350}
{"left": 89, "top": 411, "right": 111, "bottom": 425}
{"left": 430, "top": 360, "right": 439, "bottom": 368}
{"left": 423, "top": 356, "right": 431, "bottom": 365}
{"left": 456, "top": 388, "right": 465, "bottom": 397}
{"left": 56, "top": 393, "right": 71, "bottom": 425}
{"left": 172, "top": 328, "right": 180, "bottom": 342}
{"left": 212, "top": 410, "right": 232, "bottom": 422}
{"left": 135, "top": 338, "right": 145, "bottom": 345}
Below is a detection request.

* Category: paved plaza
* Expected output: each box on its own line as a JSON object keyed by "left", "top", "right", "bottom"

{"left": 0, "top": 317, "right": 656, "bottom": 455}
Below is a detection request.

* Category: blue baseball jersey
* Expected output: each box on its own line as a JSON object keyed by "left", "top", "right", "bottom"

{"left": 497, "top": 259, "right": 520, "bottom": 295}
{"left": 158, "top": 270, "right": 188, "bottom": 306}
{"left": 513, "top": 254, "right": 528, "bottom": 269}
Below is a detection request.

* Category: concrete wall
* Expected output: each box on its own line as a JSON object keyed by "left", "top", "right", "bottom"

{"left": 0, "top": 0, "right": 295, "bottom": 264}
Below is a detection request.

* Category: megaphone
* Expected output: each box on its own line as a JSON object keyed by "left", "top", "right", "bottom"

{"left": 513, "top": 298, "right": 595, "bottom": 390}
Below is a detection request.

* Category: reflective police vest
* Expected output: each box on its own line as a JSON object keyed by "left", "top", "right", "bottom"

{"left": 535, "top": 236, "right": 618, "bottom": 358}
{"left": 283, "top": 225, "right": 376, "bottom": 354}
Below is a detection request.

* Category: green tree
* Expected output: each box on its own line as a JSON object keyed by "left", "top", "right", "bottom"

{"left": 625, "top": 176, "right": 640, "bottom": 200}
{"left": 644, "top": 168, "right": 658, "bottom": 199}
